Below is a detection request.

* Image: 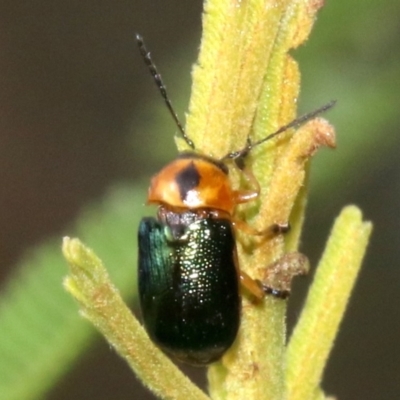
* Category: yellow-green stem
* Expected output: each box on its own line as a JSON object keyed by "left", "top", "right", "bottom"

{"left": 286, "top": 206, "right": 372, "bottom": 399}
{"left": 63, "top": 238, "right": 209, "bottom": 400}
{"left": 185, "top": 1, "right": 332, "bottom": 399}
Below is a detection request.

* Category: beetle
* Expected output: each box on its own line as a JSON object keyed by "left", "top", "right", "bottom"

{"left": 136, "top": 35, "right": 334, "bottom": 365}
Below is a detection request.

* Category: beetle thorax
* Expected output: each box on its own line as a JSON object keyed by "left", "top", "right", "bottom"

{"left": 147, "top": 156, "right": 235, "bottom": 214}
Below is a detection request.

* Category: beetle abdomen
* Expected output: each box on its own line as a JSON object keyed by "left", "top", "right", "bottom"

{"left": 138, "top": 216, "right": 240, "bottom": 365}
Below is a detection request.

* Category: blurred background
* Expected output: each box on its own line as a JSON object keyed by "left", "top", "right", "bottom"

{"left": 0, "top": 0, "right": 399, "bottom": 399}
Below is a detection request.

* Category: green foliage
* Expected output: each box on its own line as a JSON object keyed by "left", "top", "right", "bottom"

{"left": 0, "top": 185, "right": 146, "bottom": 399}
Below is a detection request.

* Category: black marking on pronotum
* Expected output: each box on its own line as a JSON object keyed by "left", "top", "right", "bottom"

{"left": 175, "top": 162, "right": 201, "bottom": 202}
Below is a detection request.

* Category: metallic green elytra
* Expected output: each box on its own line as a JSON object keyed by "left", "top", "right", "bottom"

{"left": 138, "top": 210, "right": 240, "bottom": 366}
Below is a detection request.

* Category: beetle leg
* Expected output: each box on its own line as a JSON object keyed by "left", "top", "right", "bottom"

{"left": 232, "top": 165, "right": 260, "bottom": 205}
{"left": 239, "top": 270, "right": 265, "bottom": 300}
{"left": 240, "top": 270, "right": 290, "bottom": 300}
{"left": 231, "top": 163, "right": 291, "bottom": 237}
{"left": 240, "top": 252, "right": 309, "bottom": 300}
{"left": 258, "top": 282, "right": 290, "bottom": 299}
{"left": 260, "top": 252, "right": 309, "bottom": 297}
{"left": 232, "top": 219, "right": 290, "bottom": 239}
{"left": 269, "top": 222, "right": 290, "bottom": 235}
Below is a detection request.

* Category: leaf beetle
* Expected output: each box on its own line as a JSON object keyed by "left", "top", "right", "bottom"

{"left": 136, "top": 35, "right": 334, "bottom": 366}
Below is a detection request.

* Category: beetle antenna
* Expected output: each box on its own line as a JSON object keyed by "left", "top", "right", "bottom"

{"left": 251, "top": 100, "right": 336, "bottom": 148}
{"left": 223, "top": 100, "right": 336, "bottom": 162}
{"left": 136, "top": 34, "right": 195, "bottom": 149}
